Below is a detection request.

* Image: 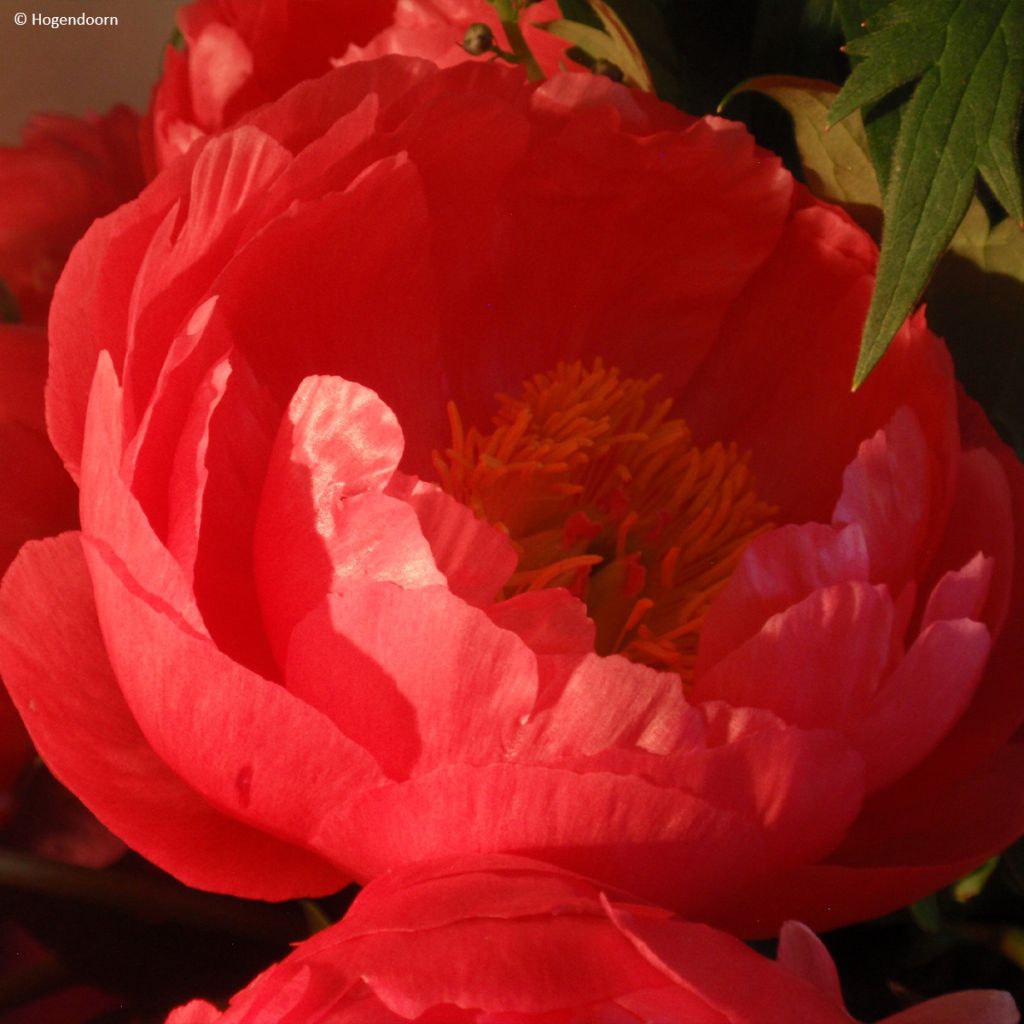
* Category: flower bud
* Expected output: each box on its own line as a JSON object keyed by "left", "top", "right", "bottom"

{"left": 463, "top": 23, "right": 495, "bottom": 56}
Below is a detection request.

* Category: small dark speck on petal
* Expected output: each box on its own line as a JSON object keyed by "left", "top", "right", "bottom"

{"left": 235, "top": 765, "right": 253, "bottom": 807}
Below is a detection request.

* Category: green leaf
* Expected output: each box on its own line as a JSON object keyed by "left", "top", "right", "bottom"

{"left": 835, "top": 0, "right": 907, "bottom": 188}
{"left": 725, "top": 76, "right": 883, "bottom": 237}
{"left": 300, "top": 899, "right": 333, "bottom": 935}
{"left": 829, "top": 0, "right": 1024, "bottom": 387}
{"left": 952, "top": 856, "right": 1000, "bottom": 903}
{"left": 541, "top": 0, "right": 655, "bottom": 90}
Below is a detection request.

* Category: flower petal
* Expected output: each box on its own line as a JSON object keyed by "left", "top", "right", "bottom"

{"left": 0, "top": 533, "right": 346, "bottom": 898}
{"left": 695, "top": 581, "right": 894, "bottom": 733}
{"left": 253, "top": 375, "right": 443, "bottom": 664}
{"left": 681, "top": 208, "right": 956, "bottom": 526}
{"left": 776, "top": 922, "right": 844, "bottom": 1006}
{"left": 83, "top": 535, "right": 385, "bottom": 889}
{"left": 285, "top": 582, "right": 537, "bottom": 779}
{"left": 696, "top": 522, "right": 870, "bottom": 676}
{"left": 851, "top": 618, "right": 990, "bottom": 792}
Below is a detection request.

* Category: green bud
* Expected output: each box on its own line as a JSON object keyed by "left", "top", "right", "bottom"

{"left": 463, "top": 23, "right": 495, "bottom": 56}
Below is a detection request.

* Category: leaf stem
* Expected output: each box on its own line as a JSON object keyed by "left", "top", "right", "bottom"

{"left": 493, "top": 0, "right": 544, "bottom": 81}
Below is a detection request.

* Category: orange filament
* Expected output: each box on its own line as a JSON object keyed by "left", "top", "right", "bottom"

{"left": 433, "top": 360, "right": 775, "bottom": 681}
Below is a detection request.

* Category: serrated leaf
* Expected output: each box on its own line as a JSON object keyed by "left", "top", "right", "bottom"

{"left": 542, "top": 0, "right": 654, "bottom": 90}
{"left": 828, "top": 0, "right": 1024, "bottom": 387}
{"left": 834, "top": 0, "right": 903, "bottom": 186}
{"left": 830, "top": 0, "right": 953, "bottom": 121}
{"left": 726, "top": 76, "right": 882, "bottom": 236}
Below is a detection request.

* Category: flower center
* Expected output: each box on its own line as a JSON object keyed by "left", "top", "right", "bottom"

{"left": 434, "top": 360, "right": 775, "bottom": 681}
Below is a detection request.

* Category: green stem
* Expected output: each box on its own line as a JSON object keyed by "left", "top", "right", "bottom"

{"left": 493, "top": 0, "right": 544, "bottom": 81}
{"left": 0, "top": 849, "right": 303, "bottom": 945}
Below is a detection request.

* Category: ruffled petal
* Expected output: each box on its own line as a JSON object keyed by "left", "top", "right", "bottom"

{"left": 253, "top": 375, "right": 441, "bottom": 664}
{"left": 605, "top": 902, "right": 849, "bottom": 1023}
{"left": 79, "top": 354, "right": 205, "bottom": 634}
{"left": 285, "top": 582, "right": 537, "bottom": 779}
{"left": 83, "top": 536, "right": 385, "bottom": 888}
{"left": 0, "top": 534, "right": 346, "bottom": 898}
{"left": 696, "top": 522, "right": 869, "bottom": 676}
{"left": 851, "top": 618, "right": 990, "bottom": 793}
{"left": 695, "top": 581, "right": 894, "bottom": 733}
{"left": 385, "top": 473, "right": 517, "bottom": 605}
{"left": 833, "top": 408, "right": 939, "bottom": 588}
{"left": 680, "top": 208, "right": 956, "bottom": 525}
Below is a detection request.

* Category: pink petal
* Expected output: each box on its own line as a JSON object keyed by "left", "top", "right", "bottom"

{"left": 680, "top": 206, "right": 956, "bottom": 525}
{"left": 433, "top": 108, "right": 793, "bottom": 437}
{"left": 710, "top": 742, "right": 1024, "bottom": 935}
{"left": 0, "top": 534, "right": 345, "bottom": 898}
{"left": 924, "top": 447, "right": 1013, "bottom": 634}
{"left": 210, "top": 154, "right": 448, "bottom": 476}
{"left": 83, "top": 536, "right": 385, "bottom": 887}
{"left": 695, "top": 582, "right": 895, "bottom": 733}
{"left": 253, "top": 375, "right": 440, "bottom": 664}
{"left": 606, "top": 902, "right": 849, "bottom": 1023}
{"left": 285, "top": 582, "right": 537, "bottom": 779}
{"left": 121, "top": 126, "right": 291, "bottom": 447}
{"left": 833, "top": 407, "right": 941, "bottom": 589}
{"left": 922, "top": 552, "right": 994, "bottom": 629}
{"left": 487, "top": 588, "right": 596, "bottom": 707}
{"left": 47, "top": 163, "right": 187, "bottom": 476}
{"left": 385, "top": 473, "right": 517, "bottom": 605}
{"left": 696, "top": 522, "right": 870, "bottom": 676}
{"left": 339, "top": 761, "right": 770, "bottom": 915}
{"left": 851, "top": 618, "right": 990, "bottom": 792}
{"left": 511, "top": 652, "right": 702, "bottom": 760}
{"left": 907, "top": 445, "right": 1023, "bottom": 787}
{"left": 79, "top": 354, "right": 205, "bottom": 634}
{"left": 188, "top": 23, "right": 254, "bottom": 129}
{"left": 688, "top": 705, "right": 864, "bottom": 872}
{"left": 186, "top": 354, "right": 280, "bottom": 674}
{"left": 166, "top": 1003, "right": 223, "bottom": 1024}
{"left": 777, "top": 922, "right": 844, "bottom": 1006}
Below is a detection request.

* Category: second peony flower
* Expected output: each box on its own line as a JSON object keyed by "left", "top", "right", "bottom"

{"left": 2, "top": 56, "right": 1023, "bottom": 935}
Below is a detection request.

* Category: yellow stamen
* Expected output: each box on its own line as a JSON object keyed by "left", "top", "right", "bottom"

{"left": 434, "top": 360, "right": 775, "bottom": 682}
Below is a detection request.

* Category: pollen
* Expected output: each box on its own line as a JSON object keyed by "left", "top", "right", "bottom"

{"left": 433, "top": 360, "right": 775, "bottom": 682}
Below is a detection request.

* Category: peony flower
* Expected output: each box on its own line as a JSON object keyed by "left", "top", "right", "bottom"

{"left": 2, "top": 58, "right": 1022, "bottom": 934}
{"left": 166, "top": 856, "right": 1019, "bottom": 1024}
{"left": 148, "top": 0, "right": 563, "bottom": 170}
{"left": 0, "top": 107, "right": 144, "bottom": 327}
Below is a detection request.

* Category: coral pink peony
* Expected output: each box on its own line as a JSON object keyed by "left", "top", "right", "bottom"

{"left": 148, "top": 0, "right": 563, "bottom": 170}
{"left": 2, "top": 58, "right": 1023, "bottom": 933}
{"left": 166, "top": 856, "right": 1019, "bottom": 1024}
{"left": 0, "top": 107, "right": 145, "bottom": 327}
